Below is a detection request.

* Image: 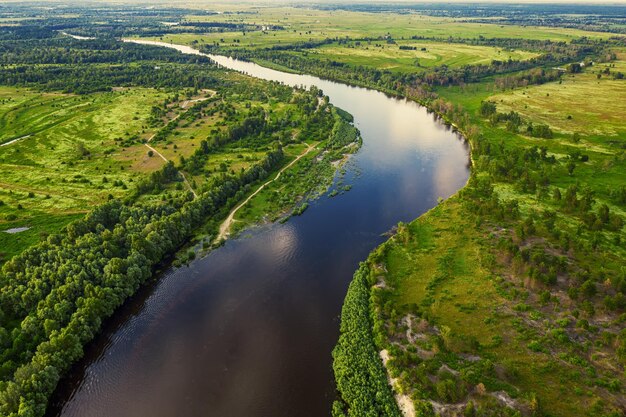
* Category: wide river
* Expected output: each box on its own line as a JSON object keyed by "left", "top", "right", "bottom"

{"left": 47, "top": 41, "right": 470, "bottom": 417}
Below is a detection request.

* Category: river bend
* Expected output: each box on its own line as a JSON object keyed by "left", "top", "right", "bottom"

{"left": 47, "top": 41, "right": 470, "bottom": 417}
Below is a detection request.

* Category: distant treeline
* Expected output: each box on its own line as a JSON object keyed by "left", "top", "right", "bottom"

{"left": 0, "top": 37, "right": 211, "bottom": 65}
{"left": 313, "top": 2, "right": 626, "bottom": 35}
{"left": 0, "top": 63, "right": 223, "bottom": 94}
{"left": 0, "top": 36, "right": 224, "bottom": 94}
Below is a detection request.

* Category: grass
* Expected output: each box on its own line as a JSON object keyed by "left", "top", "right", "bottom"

{"left": 137, "top": 6, "right": 611, "bottom": 56}
{"left": 437, "top": 54, "right": 626, "bottom": 207}
{"left": 376, "top": 199, "right": 624, "bottom": 417}
{"left": 0, "top": 82, "right": 310, "bottom": 259}
{"left": 308, "top": 40, "right": 539, "bottom": 73}
{"left": 232, "top": 142, "right": 326, "bottom": 232}
{"left": 150, "top": 97, "right": 291, "bottom": 188}
{"left": 182, "top": 7, "right": 611, "bottom": 42}
{"left": 488, "top": 58, "right": 626, "bottom": 137}
{"left": 0, "top": 86, "right": 173, "bottom": 257}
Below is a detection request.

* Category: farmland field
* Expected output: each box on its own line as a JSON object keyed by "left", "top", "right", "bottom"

{"left": 308, "top": 41, "right": 540, "bottom": 73}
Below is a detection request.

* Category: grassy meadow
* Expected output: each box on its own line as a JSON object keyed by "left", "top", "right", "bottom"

{"left": 307, "top": 40, "right": 540, "bottom": 74}
{"left": 140, "top": 6, "right": 611, "bottom": 69}
{"left": 0, "top": 87, "right": 170, "bottom": 260}
{"left": 489, "top": 56, "right": 626, "bottom": 137}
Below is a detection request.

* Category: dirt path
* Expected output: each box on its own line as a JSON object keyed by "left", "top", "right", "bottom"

{"left": 144, "top": 143, "right": 197, "bottom": 198}
{"left": 143, "top": 110, "right": 199, "bottom": 197}
{"left": 146, "top": 114, "right": 181, "bottom": 143}
{"left": 215, "top": 143, "right": 315, "bottom": 242}
{"left": 1, "top": 135, "right": 31, "bottom": 147}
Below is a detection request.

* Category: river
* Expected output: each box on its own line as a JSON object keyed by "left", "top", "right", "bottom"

{"left": 46, "top": 41, "right": 470, "bottom": 417}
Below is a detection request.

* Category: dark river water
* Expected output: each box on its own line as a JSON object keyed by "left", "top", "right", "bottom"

{"left": 47, "top": 41, "right": 470, "bottom": 417}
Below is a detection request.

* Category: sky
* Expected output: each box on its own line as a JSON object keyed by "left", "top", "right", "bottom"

{"left": 13, "top": 0, "right": 626, "bottom": 3}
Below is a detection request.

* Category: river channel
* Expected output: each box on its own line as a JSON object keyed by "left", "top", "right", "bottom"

{"left": 47, "top": 40, "right": 470, "bottom": 417}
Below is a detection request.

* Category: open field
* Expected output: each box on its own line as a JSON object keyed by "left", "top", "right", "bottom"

{"left": 139, "top": 7, "right": 611, "bottom": 56}
{"left": 183, "top": 7, "right": 612, "bottom": 42}
{"left": 308, "top": 40, "right": 540, "bottom": 73}
{"left": 489, "top": 57, "right": 626, "bottom": 137}
{"left": 0, "top": 86, "right": 170, "bottom": 259}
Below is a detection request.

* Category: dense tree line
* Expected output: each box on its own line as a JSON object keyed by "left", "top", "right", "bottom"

{"left": 329, "top": 110, "right": 360, "bottom": 149}
{"left": 0, "top": 147, "right": 285, "bottom": 417}
{"left": 0, "top": 63, "right": 224, "bottom": 94}
{"left": 332, "top": 262, "right": 402, "bottom": 417}
{"left": 0, "top": 36, "right": 226, "bottom": 94}
{"left": 0, "top": 37, "right": 212, "bottom": 65}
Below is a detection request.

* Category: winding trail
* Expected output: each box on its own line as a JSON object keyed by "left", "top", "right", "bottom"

{"left": 144, "top": 143, "right": 197, "bottom": 199}
{"left": 1, "top": 135, "right": 31, "bottom": 147}
{"left": 215, "top": 143, "right": 315, "bottom": 242}
{"left": 143, "top": 111, "right": 199, "bottom": 197}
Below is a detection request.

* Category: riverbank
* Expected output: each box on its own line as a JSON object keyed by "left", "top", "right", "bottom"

{"left": 216, "top": 142, "right": 319, "bottom": 242}
{"left": 42, "top": 37, "right": 469, "bottom": 417}
{"left": 323, "top": 50, "right": 626, "bottom": 417}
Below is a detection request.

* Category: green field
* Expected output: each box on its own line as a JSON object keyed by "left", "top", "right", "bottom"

{"left": 0, "top": 87, "right": 169, "bottom": 259}
{"left": 309, "top": 40, "right": 539, "bottom": 73}
{"left": 183, "top": 7, "right": 611, "bottom": 42}
{"left": 489, "top": 57, "right": 626, "bottom": 137}
{"left": 141, "top": 6, "right": 611, "bottom": 60}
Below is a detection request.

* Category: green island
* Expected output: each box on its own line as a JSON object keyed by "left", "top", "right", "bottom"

{"left": 0, "top": 2, "right": 625, "bottom": 417}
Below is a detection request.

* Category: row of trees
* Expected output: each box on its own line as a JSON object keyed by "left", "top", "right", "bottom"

{"left": 0, "top": 37, "right": 212, "bottom": 65}
{"left": 0, "top": 62, "right": 223, "bottom": 94}
{"left": 332, "top": 262, "right": 402, "bottom": 417}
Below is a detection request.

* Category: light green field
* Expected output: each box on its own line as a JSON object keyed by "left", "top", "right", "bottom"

{"left": 308, "top": 40, "right": 539, "bottom": 73}
{"left": 0, "top": 87, "right": 172, "bottom": 259}
{"left": 142, "top": 7, "right": 610, "bottom": 53}
{"left": 189, "top": 7, "right": 610, "bottom": 41}
{"left": 489, "top": 57, "right": 626, "bottom": 137}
